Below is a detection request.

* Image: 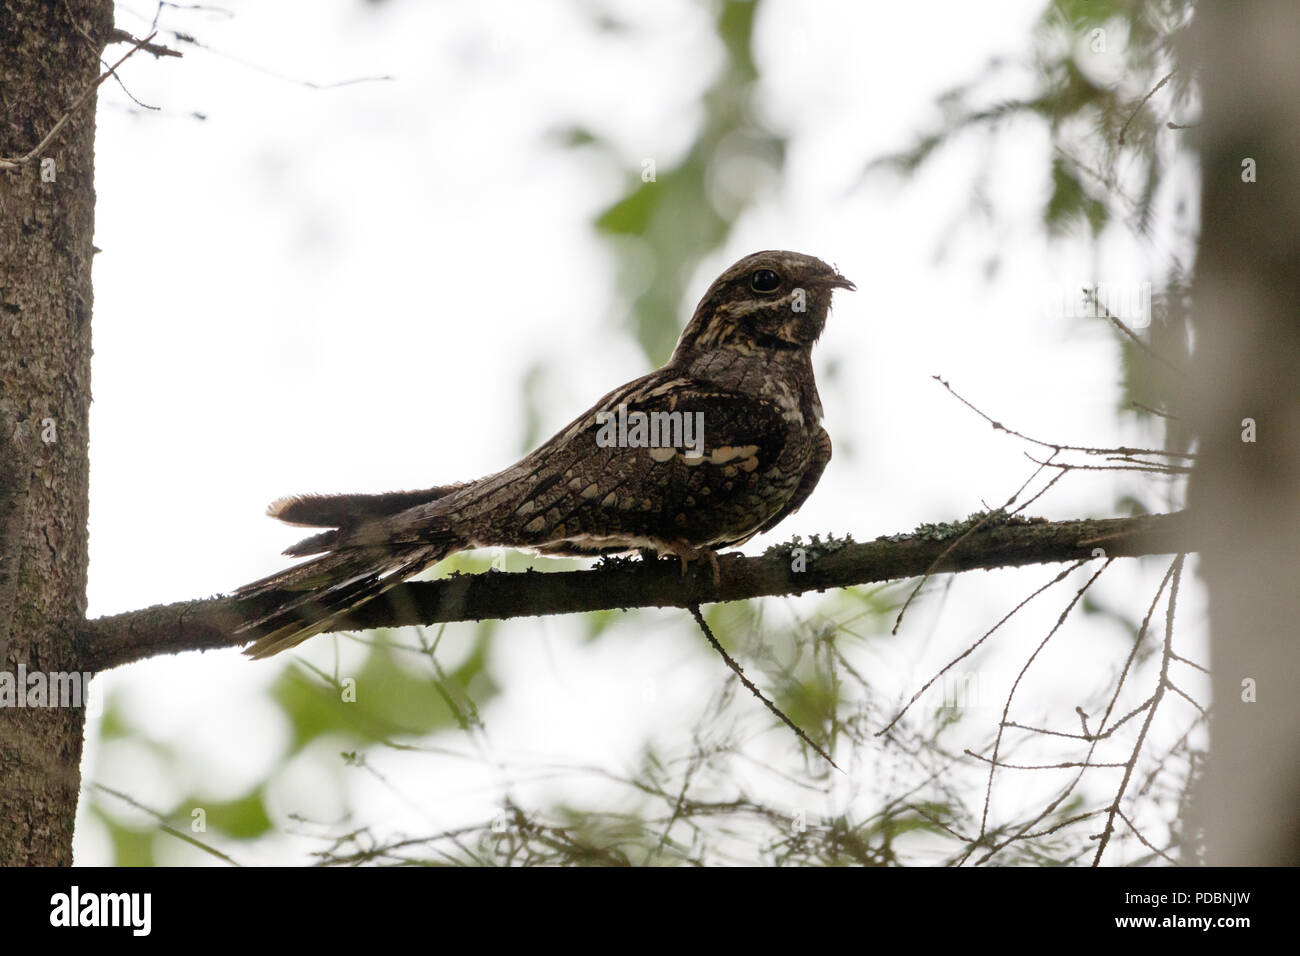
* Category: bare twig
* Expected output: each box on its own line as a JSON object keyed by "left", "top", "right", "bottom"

{"left": 107, "top": 27, "right": 184, "bottom": 58}
{"left": 1026, "top": 452, "right": 1191, "bottom": 475}
{"left": 169, "top": 32, "right": 393, "bottom": 89}
{"left": 1081, "top": 288, "right": 1188, "bottom": 378}
{"left": 0, "top": 33, "right": 162, "bottom": 170}
{"left": 963, "top": 753, "right": 1127, "bottom": 770}
{"left": 90, "top": 783, "right": 242, "bottom": 866}
{"left": 688, "top": 604, "right": 841, "bottom": 772}
{"left": 969, "top": 555, "right": 1183, "bottom": 865}
{"left": 971, "top": 559, "right": 1114, "bottom": 859}
{"left": 891, "top": 454, "right": 1059, "bottom": 636}
{"left": 934, "top": 376, "right": 1194, "bottom": 458}
{"left": 1129, "top": 400, "right": 1180, "bottom": 421}
{"left": 1118, "top": 69, "right": 1176, "bottom": 146}
{"left": 877, "top": 560, "right": 1084, "bottom": 736}
{"left": 1092, "top": 554, "right": 1186, "bottom": 865}
{"left": 1117, "top": 808, "right": 1178, "bottom": 864}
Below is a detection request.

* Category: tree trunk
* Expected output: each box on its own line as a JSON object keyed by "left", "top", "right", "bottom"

{"left": 1185, "top": 1, "right": 1300, "bottom": 864}
{"left": 0, "top": 0, "right": 112, "bottom": 866}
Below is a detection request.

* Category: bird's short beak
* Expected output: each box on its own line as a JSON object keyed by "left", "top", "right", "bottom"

{"left": 829, "top": 273, "right": 855, "bottom": 292}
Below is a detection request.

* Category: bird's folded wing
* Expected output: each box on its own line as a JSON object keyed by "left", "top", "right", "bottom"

{"left": 438, "top": 372, "right": 798, "bottom": 554}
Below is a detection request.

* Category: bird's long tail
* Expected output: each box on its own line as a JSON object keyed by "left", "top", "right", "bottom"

{"left": 234, "top": 487, "right": 462, "bottom": 659}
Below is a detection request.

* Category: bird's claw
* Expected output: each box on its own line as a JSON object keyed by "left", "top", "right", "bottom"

{"left": 666, "top": 541, "right": 722, "bottom": 589}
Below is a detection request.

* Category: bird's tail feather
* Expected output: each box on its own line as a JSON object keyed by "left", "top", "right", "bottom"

{"left": 235, "top": 494, "right": 462, "bottom": 658}
{"left": 235, "top": 541, "right": 454, "bottom": 659}
{"left": 268, "top": 485, "right": 464, "bottom": 529}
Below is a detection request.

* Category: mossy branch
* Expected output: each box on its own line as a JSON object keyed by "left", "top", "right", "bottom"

{"left": 79, "top": 511, "right": 1190, "bottom": 672}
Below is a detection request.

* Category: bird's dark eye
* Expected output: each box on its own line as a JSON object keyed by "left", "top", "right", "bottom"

{"left": 750, "top": 269, "right": 781, "bottom": 293}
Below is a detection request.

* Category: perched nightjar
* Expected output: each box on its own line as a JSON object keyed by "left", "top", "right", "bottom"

{"left": 236, "top": 250, "right": 854, "bottom": 657}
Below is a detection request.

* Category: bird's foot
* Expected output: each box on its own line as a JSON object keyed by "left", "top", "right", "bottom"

{"left": 663, "top": 540, "right": 721, "bottom": 589}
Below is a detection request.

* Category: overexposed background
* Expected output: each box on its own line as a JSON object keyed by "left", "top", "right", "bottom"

{"left": 78, "top": 0, "right": 1201, "bottom": 864}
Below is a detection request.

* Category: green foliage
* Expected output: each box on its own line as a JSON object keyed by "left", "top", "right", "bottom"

{"left": 195, "top": 790, "right": 274, "bottom": 840}
{"left": 94, "top": 812, "right": 155, "bottom": 867}
{"left": 569, "top": 0, "right": 786, "bottom": 364}
{"left": 88, "top": 625, "right": 498, "bottom": 863}
{"left": 869, "top": 0, "right": 1195, "bottom": 247}
{"left": 270, "top": 633, "right": 490, "bottom": 750}
{"left": 866, "top": 0, "right": 1198, "bottom": 502}
{"left": 1046, "top": 156, "right": 1109, "bottom": 236}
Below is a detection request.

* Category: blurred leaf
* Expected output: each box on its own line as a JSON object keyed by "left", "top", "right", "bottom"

{"left": 594, "top": 185, "right": 656, "bottom": 237}
{"left": 90, "top": 807, "right": 155, "bottom": 867}
{"left": 271, "top": 631, "right": 492, "bottom": 751}
{"left": 96, "top": 694, "right": 134, "bottom": 741}
{"left": 774, "top": 672, "right": 841, "bottom": 745}
{"left": 1046, "top": 158, "right": 1086, "bottom": 234}
{"left": 189, "top": 789, "right": 273, "bottom": 840}
{"left": 572, "top": 0, "right": 786, "bottom": 363}
{"left": 551, "top": 124, "right": 598, "bottom": 148}
{"left": 581, "top": 606, "right": 628, "bottom": 641}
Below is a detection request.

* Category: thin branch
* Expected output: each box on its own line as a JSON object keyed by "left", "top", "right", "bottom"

{"left": 107, "top": 28, "right": 184, "bottom": 58}
{"left": 1081, "top": 288, "right": 1188, "bottom": 378}
{"left": 1168, "top": 649, "right": 1208, "bottom": 674}
{"left": 1118, "top": 69, "right": 1176, "bottom": 146}
{"left": 963, "top": 753, "right": 1128, "bottom": 770}
{"left": 877, "top": 560, "right": 1084, "bottom": 736}
{"left": 892, "top": 453, "right": 1058, "bottom": 635}
{"left": 1092, "top": 554, "right": 1186, "bottom": 866}
{"left": 1117, "top": 808, "right": 1178, "bottom": 865}
{"left": 1129, "top": 400, "right": 1180, "bottom": 421}
{"left": 90, "top": 783, "right": 241, "bottom": 866}
{"left": 934, "top": 376, "right": 1195, "bottom": 458}
{"left": 890, "top": 507, "right": 1000, "bottom": 636}
{"left": 971, "top": 556, "right": 1182, "bottom": 865}
{"left": 79, "top": 511, "right": 1192, "bottom": 672}
{"left": 688, "top": 605, "right": 840, "bottom": 772}
{"left": 0, "top": 33, "right": 162, "bottom": 170}
{"left": 972, "top": 559, "right": 1114, "bottom": 857}
{"left": 169, "top": 31, "right": 393, "bottom": 89}
{"left": 1026, "top": 453, "right": 1192, "bottom": 475}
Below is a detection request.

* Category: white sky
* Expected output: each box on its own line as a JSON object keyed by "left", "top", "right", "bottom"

{"left": 75, "top": 0, "right": 1203, "bottom": 864}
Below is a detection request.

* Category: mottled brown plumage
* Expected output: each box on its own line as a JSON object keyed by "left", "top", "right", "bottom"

{"left": 236, "top": 251, "right": 853, "bottom": 657}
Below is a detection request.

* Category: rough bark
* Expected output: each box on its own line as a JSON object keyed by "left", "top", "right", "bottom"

{"left": 0, "top": 0, "right": 113, "bottom": 866}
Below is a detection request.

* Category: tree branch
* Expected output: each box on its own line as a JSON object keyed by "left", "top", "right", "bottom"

{"left": 79, "top": 511, "right": 1191, "bottom": 672}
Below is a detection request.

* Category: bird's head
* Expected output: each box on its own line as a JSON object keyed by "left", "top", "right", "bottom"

{"left": 670, "top": 250, "right": 854, "bottom": 362}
